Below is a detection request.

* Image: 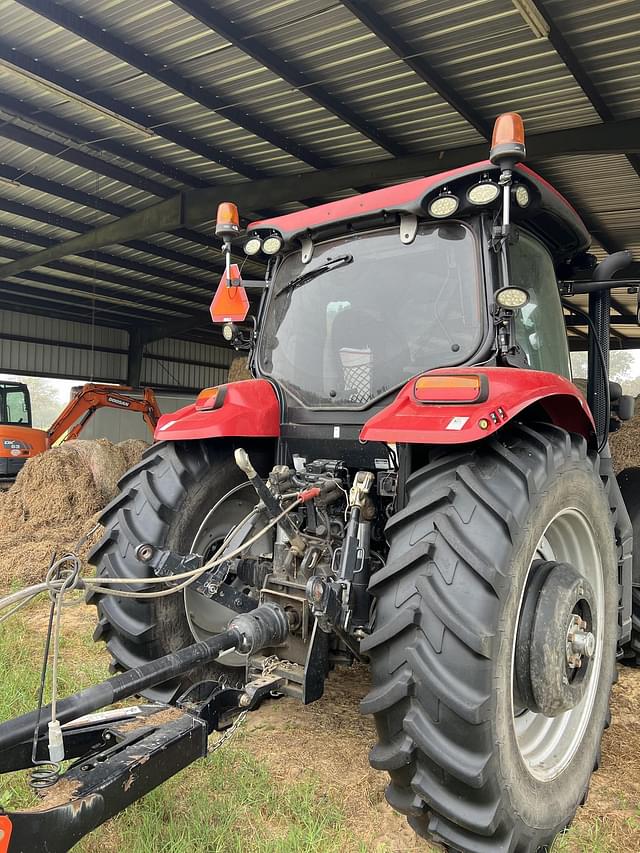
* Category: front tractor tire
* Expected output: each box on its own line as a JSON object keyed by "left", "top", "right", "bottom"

{"left": 362, "top": 424, "right": 617, "bottom": 853}
{"left": 89, "top": 439, "right": 267, "bottom": 702}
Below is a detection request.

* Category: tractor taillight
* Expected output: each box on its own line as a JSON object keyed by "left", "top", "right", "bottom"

{"left": 195, "top": 386, "right": 220, "bottom": 411}
{"left": 413, "top": 374, "right": 487, "bottom": 404}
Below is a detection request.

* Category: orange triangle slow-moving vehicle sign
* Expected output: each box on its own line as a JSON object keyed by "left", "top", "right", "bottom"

{"left": 0, "top": 816, "right": 13, "bottom": 853}
{"left": 210, "top": 264, "right": 249, "bottom": 323}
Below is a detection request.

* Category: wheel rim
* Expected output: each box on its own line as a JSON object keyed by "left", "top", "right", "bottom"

{"left": 512, "top": 507, "right": 605, "bottom": 781}
{"left": 184, "top": 482, "right": 267, "bottom": 664}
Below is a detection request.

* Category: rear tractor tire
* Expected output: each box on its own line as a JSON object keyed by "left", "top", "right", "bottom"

{"left": 89, "top": 439, "right": 267, "bottom": 702}
{"left": 362, "top": 424, "right": 618, "bottom": 853}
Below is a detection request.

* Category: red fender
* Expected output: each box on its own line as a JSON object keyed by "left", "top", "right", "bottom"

{"left": 360, "top": 367, "right": 595, "bottom": 445}
{"left": 154, "top": 379, "right": 280, "bottom": 441}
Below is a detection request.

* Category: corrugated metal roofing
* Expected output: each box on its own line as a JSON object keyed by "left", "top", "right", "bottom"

{"left": 0, "top": 0, "right": 638, "bottom": 359}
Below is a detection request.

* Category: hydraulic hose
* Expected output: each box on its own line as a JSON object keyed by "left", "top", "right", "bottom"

{"left": 0, "top": 603, "right": 288, "bottom": 755}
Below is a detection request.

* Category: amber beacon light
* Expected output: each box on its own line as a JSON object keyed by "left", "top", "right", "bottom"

{"left": 490, "top": 112, "right": 526, "bottom": 168}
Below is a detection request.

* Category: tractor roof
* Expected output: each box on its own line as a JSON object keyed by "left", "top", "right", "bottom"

{"left": 249, "top": 160, "right": 590, "bottom": 260}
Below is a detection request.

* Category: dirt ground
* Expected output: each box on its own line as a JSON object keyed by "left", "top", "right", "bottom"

{"left": 242, "top": 662, "right": 640, "bottom": 853}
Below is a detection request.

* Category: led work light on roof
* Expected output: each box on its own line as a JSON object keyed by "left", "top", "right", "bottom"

{"left": 428, "top": 192, "right": 459, "bottom": 219}
{"left": 514, "top": 184, "right": 531, "bottom": 208}
{"left": 467, "top": 180, "right": 500, "bottom": 206}
{"left": 243, "top": 236, "right": 262, "bottom": 256}
{"left": 262, "top": 235, "right": 283, "bottom": 255}
{"left": 495, "top": 286, "right": 529, "bottom": 310}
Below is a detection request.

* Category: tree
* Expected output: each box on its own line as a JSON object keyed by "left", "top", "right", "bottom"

{"left": 0, "top": 374, "right": 68, "bottom": 429}
{"left": 570, "top": 350, "right": 640, "bottom": 396}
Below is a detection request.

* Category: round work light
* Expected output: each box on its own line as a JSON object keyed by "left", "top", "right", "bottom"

{"left": 514, "top": 184, "right": 531, "bottom": 208}
{"left": 467, "top": 181, "right": 500, "bottom": 205}
{"left": 262, "top": 235, "right": 284, "bottom": 255}
{"left": 495, "top": 286, "right": 530, "bottom": 309}
{"left": 428, "top": 193, "right": 459, "bottom": 218}
{"left": 243, "top": 236, "right": 262, "bottom": 255}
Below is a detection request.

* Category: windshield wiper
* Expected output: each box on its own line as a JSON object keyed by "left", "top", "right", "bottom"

{"left": 277, "top": 254, "right": 353, "bottom": 296}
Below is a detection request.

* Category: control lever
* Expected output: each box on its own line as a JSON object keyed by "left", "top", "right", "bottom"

{"left": 234, "top": 448, "right": 307, "bottom": 557}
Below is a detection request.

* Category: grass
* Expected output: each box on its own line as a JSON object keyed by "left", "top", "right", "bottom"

{"left": 0, "top": 601, "right": 372, "bottom": 852}
{"left": 1, "top": 599, "right": 639, "bottom": 853}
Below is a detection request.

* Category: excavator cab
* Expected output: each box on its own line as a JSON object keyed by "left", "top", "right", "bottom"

{"left": 0, "top": 381, "right": 31, "bottom": 427}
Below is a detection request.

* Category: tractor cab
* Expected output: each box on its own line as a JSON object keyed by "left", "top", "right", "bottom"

{"left": 214, "top": 116, "right": 589, "bottom": 434}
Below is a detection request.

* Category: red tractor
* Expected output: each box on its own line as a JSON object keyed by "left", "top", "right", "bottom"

{"left": 1, "top": 113, "right": 639, "bottom": 853}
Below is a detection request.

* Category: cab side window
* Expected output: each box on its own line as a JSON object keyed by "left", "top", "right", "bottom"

{"left": 509, "top": 232, "right": 571, "bottom": 378}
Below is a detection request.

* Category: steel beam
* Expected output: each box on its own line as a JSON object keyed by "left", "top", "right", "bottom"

{"left": 1, "top": 116, "right": 637, "bottom": 282}
{"left": 172, "top": 0, "right": 407, "bottom": 157}
{"left": 15, "top": 0, "right": 330, "bottom": 170}
{"left": 0, "top": 281, "right": 160, "bottom": 325}
{"left": 0, "top": 123, "right": 173, "bottom": 199}
{"left": 7, "top": 275, "right": 184, "bottom": 323}
{"left": 0, "top": 127, "right": 226, "bottom": 251}
{"left": 0, "top": 243, "right": 207, "bottom": 314}
{"left": 0, "top": 224, "right": 216, "bottom": 293}
{"left": 0, "top": 197, "right": 222, "bottom": 274}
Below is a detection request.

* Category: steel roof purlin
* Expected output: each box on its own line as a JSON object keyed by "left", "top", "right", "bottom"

{"left": 13, "top": 0, "right": 332, "bottom": 170}
{"left": 170, "top": 0, "right": 408, "bottom": 157}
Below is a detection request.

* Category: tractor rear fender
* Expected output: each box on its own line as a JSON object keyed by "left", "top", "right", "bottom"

{"left": 154, "top": 378, "right": 280, "bottom": 441}
{"left": 360, "top": 367, "right": 595, "bottom": 446}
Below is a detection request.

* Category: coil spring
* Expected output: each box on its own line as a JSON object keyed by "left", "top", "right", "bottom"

{"left": 29, "top": 762, "right": 60, "bottom": 790}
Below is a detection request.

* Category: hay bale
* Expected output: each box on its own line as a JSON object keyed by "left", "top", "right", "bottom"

{"left": 610, "top": 403, "right": 640, "bottom": 473}
{"left": 0, "top": 438, "right": 130, "bottom": 588}
{"left": 117, "top": 439, "right": 150, "bottom": 469}
{"left": 69, "top": 439, "right": 129, "bottom": 503}
{"left": 228, "top": 356, "right": 252, "bottom": 382}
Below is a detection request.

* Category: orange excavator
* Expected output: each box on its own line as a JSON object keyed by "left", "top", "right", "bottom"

{"left": 0, "top": 381, "right": 161, "bottom": 483}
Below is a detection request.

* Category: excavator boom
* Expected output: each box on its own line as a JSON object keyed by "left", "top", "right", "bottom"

{"left": 49, "top": 384, "right": 161, "bottom": 444}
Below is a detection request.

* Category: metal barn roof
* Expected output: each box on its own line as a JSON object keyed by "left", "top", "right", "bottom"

{"left": 0, "top": 0, "right": 638, "bottom": 356}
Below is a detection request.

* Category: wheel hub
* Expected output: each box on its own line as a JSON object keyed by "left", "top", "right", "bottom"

{"left": 515, "top": 560, "right": 597, "bottom": 718}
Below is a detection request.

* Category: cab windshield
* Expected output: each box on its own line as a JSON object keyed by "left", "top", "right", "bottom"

{"left": 258, "top": 223, "right": 483, "bottom": 407}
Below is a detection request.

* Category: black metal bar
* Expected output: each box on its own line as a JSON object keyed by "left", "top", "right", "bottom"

{"left": 126, "top": 330, "right": 145, "bottom": 387}
{"left": 0, "top": 629, "right": 241, "bottom": 754}
{"left": 172, "top": 0, "right": 408, "bottom": 157}
{"left": 1, "top": 115, "right": 639, "bottom": 281}
{"left": 3, "top": 708, "right": 209, "bottom": 853}
{"left": 0, "top": 224, "right": 221, "bottom": 292}
{"left": 15, "top": 0, "right": 330, "bottom": 170}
